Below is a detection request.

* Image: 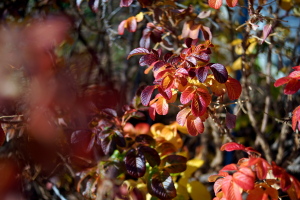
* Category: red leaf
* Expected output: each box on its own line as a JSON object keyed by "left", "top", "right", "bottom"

{"left": 176, "top": 107, "right": 191, "bottom": 126}
{"left": 120, "top": 0, "right": 133, "bottom": 7}
{"left": 284, "top": 78, "right": 300, "bottom": 94}
{"left": 127, "top": 47, "right": 150, "bottom": 59}
{"left": 261, "top": 24, "right": 272, "bottom": 44}
{"left": 221, "top": 142, "right": 246, "bottom": 151}
{"left": 158, "top": 87, "right": 172, "bottom": 100}
{"left": 225, "top": 77, "right": 242, "bottom": 100}
{"left": 228, "top": 182, "right": 242, "bottom": 200}
{"left": 186, "top": 115, "right": 204, "bottom": 136}
{"left": 139, "top": 54, "right": 158, "bottom": 66}
{"left": 0, "top": 126, "right": 5, "bottom": 146}
{"left": 225, "top": 112, "right": 236, "bottom": 129}
{"left": 274, "top": 77, "right": 291, "bottom": 87}
{"left": 221, "top": 164, "right": 239, "bottom": 172}
{"left": 292, "top": 106, "right": 300, "bottom": 131}
{"left": 226, "top": 0, "right": 238, "bottom": 7}
{"left": 118, "top": 20, "right": 127, "bottom": 35}
{"left": 233, "top": 167, "right": 255, "bottom": 190}
{"left": 180, "top": 86, "right": 195, "bottom": 104}
{"left": 208, "top": 0, "right": 223, "bottom": 9}
{"left": 191, "top": 95, "right": 206, "bottom": 117}
{"left": 288, "top": 70, "right": 300, "bottom": 79}
{"left": 141, "top": 85, "right": 155, "bottom": 106}
{"left": 222, "top": 175, "right": 232, "bottom": 198}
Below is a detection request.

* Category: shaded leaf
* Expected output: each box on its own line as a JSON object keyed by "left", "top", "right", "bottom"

{"left": 138, "top": 146, "right": 160, "bottom": 167}
{"left": 226, "top": 0, "right": 238, "bottom": 7}
{"left": 156, "top": 142, "right": 177, "bottom": 156}
{"left": 196, "top": 67, "right": 209, "bottom": 83}
{"left": 161, "top": 155, "right": 187, "bottom": 173}
{"left": 135, "top": 134, "right": 156, "bottom": 146}
{"left": 209, "top": 63, "right": 228, "bottom": 83}
{"left": 139, "top": 54, "right": 158, "bottom": 66}
{"left": 71, "top": 130, "right": 92, "bottom": 144}
{"left": 125, "top": 149, "right": 146, "bottom": 178}
{"left": 225, "top": 77, "right": 242, "bottom": 100}
{"left": 225, "top": 112, "right": 236, "bottom": 129}
{"left": 0, "top": 127, "right": 5, "bottom": 146}
{"left": 141, "top": 85, "right": 155, "bottom": 106}
{"left": 120, "top": 0, "right": 133, "bottom": 7}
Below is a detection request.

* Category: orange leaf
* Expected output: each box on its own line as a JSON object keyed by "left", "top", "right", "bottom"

{"left": 180, "top": 86, "right": 195, "bottom": 104}
{"left": 208, "top": 0, "right": 223, "bottom": 9}
{"left": 226, "top": 0, "right": 238, "bottom": 7}
{"left": 161, "top": 75, "right": 174, "bottom": 90}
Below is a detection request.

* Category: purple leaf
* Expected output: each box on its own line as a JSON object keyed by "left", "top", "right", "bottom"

{"left": 226, "top": 112, "right": 237, "bottom": 129}
{"left": 125, "top": 149, "right": 146, "bottom": 178}
{"left": 141, "top": 85, "right": 155, "bottom": 106}
{"left": 209, "top": 63, "right": 228, "bottom": 83}
{"left": 196, "top": 67, "right": 209, "bottom": 83}
{"left": 261, "top": 24, "right": 272, "bottom": 44}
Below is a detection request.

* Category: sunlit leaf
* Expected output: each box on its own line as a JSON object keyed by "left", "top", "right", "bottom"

{"left": 221, "top": 142, "right": 246, "bottom": 151}
{"left": 127, "top": 48, "right": 150, "bottom": 59}
{"left": 208, "top": 0, "right": 223, "bottom": 9}
{"left": 292, "top": 106, "right": 300, "bottom": 131}
{"left": 161, "top": 75, "right": 174, "bottom": 90}
{"left": 176, "top": 107, "right": 191, "bottom": 126}
{"left": 156, "top": 142, "right": 177, "bottom": 156}
{"left": 187, "top": 181, "right": 211, "bottom": 200}
{"left": 148, "top": 170, "right": 177, "bottom": 199}
{"left": 161, "top": 155, "right": 187, "bottom": 173}
{"left": 180, "top": 86, "right": 195, "bottom": 104}
{"left": 233, "top": 167, "right": 255, "bottom": 190}
{"left": 125, "top": 149, "right": 146, "bottom": 178}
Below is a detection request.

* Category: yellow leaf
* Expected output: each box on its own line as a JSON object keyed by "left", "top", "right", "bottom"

{"left": 174, "top": 183, "right": 190, "bottom": 200}
{"left": 182, "top": 159, "right": 204, "bottom": 178}
{"left": 231, "top": 39, "right": 242, "bottom": 46}
{"left": 280, "top": 0, "right": 293, "bottom": 10}
{"left": 135, "top": 12, "right": 144, "bottom": 22}
{"left": 187, "top": 181, "right": 211, "bottom": 200}
{"left": 246, "top": 38, "right": 257, "bottom": 54}
{"left": 232, "top": 57, "right": 242, "bottom": 71}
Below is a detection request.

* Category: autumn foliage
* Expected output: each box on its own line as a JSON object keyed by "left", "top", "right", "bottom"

{"left": 0, "top": 0, "right": 299, "bottom": 200}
